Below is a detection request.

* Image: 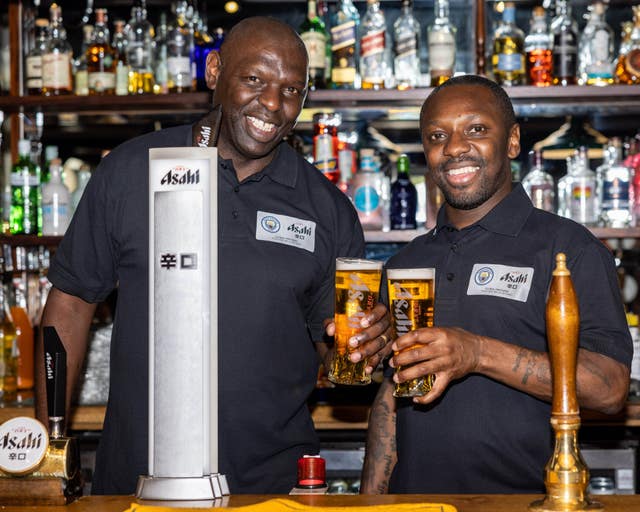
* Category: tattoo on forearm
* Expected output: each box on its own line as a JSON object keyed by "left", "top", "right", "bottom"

{"left": 513, "top": 349, "right": 525, "bottom": 373}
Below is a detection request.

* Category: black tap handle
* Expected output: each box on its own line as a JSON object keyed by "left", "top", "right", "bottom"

{"left": 43, "top": 326, "right": 66, "bottom": 420}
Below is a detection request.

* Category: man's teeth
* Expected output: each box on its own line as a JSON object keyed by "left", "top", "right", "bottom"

{"left": 447, "top": 166, "right": 479, "bottom": 176}
{"left": 248, "top": 116, "right": 276, "bottom": 132}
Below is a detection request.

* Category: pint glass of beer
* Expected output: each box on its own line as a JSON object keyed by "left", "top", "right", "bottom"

{"left": 328, "top": 257, "right": 383, "bottom": 385}
{"left": 387, "top": 267, "right": 436, "bottom": 397}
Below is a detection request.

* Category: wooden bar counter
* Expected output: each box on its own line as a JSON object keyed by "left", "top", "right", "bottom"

{"left": 3, "top": 493, "right": 640, "bottom": 511}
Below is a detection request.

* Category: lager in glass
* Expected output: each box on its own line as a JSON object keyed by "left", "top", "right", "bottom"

{"left": 328, "top": 257, "right": 383, "bottom": 385}
{"left": 387, "top": 267, "right": 436, "bottom": 397}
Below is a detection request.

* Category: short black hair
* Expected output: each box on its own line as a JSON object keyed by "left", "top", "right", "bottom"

{"left": 420, "top": 75, "right": 517, "bottom": 130}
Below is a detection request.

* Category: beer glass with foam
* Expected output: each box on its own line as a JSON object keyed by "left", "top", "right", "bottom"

{"left": 328, "top": 257, "right": 383, "bottom": 385}
{"left": 387, "top": 267, "right": 436, "bottom": 397}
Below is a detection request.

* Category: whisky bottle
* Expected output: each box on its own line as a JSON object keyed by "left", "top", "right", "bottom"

{"left": 41, "top": 3, "right": 73, "bottom": 96}
{"left": 428, "top": 0, "right": 456, "bottom": 86}
{"left": 491, "top": 2, "right": 525, "bottom": 86}
{"left": 524, "top": 6, "right": 552, "bottom": 87}
{"left": 25, "top": 18, "right": 49, "bottom": 95}
{"left": 393, "top": 0, "right": 421, "bottom": 90}
{"left": 299, "top": 0, "right": 329, "bottom": 90}
{"left": 125, "top": 0, "right": 155, "bottom": 94}
{"left": 359, "top": 0, "right": 388, "bottom": 90}
{"left": 112, "top": 19, "right": 130, "bottom": 96}
{"left": 87, "top": 8, "right": 117, "bottom": 95}
{"left": 522, "top": 150, "right": 555, "bottom": 213}
{"left": 578, "top": 1, "right": 614, "bottom": 86}
{"left": 167, "top": 0, "right": 195, "bottom": 93}
{"left": 330, "top": 0, "right": 360, "bottom": 89}
{"left": 615, "top": 6, "right": 640, "bottom": 85}
{"left": 10, "top": 140, "right": 40, "bottom": 236}
{"left": 551, "top": 0, "right": 578, "bottom": 86}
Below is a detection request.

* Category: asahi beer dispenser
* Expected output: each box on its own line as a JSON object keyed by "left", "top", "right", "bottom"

{"left": 136, "top": 147, "right": 229, "bottom": 500}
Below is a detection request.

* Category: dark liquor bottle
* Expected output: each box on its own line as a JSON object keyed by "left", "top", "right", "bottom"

{"left": 25, "top": 18, "right": 49, "bottom": 95}
{"left": 551, "top": 0, "right": 578, "bottom": 86}
{"left": 331, "top": 0, "right": 360, "bottom": 89}
{"left": 299, "top": 0, "right": 329, "bottom": 90}
{"left": 87, "top": 8, "right": 117, "bottom": 95}
{"left": 390, "top": 154, "right": 417, "bottom": 230}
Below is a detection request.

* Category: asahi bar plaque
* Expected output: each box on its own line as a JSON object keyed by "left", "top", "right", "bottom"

{"left": 137, "top": 147, "right": 229, "bottom": 500}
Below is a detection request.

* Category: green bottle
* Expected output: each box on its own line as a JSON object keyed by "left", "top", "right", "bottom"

{"left": 10, "top": 139, "right": 41, "bottom": 235}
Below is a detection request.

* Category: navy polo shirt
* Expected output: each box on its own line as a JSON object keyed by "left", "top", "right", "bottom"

{"left": 384, "top": 183, "right": 632, "bottom": 494}
{"left": 49, "top": 124, "right": 364, "bottom": 494}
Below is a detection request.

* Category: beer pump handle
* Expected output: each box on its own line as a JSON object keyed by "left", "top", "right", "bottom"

{"left": 43, "top": 326, "right": 67, "bottom": 439}
{"left": 545, "top": 253, "right": 580, "bottom": 418}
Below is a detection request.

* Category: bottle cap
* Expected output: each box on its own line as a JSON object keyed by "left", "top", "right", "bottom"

{"left": 18, "top": 139, "right": 31, "bottom": 157}
{"left": 297, "top": 455, "right": 326, "bottom": 488}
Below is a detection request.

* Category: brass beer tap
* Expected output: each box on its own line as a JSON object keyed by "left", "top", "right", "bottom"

{"left": 530, "top": 253, "right": 602, "bottom": 511}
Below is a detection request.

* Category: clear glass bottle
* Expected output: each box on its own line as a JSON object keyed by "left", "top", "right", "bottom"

{"left": 112, "top": 19, "right": 130, "bottom": 96}
{"left": 615, "top": 6, "right": 640, "bottom": 85}
{"left": 330, "top": 0, "right": 360, "bottom": 89}
{"left": 551, "top": 0, "right": 578, "bottom": 86}
{"left": 153, "top": 13, "right": 169, "bottom": 94}
{"left": 524, "top": 6, "right": 553, "bottom": 87}
{"left": 428, "top": 0, "right": 456, "bottom": 86}
{"left": 359, "top": 0, "right": 388, "bottom": 90}
{"left": 578, "top": 1, "right": 614, "bottom": 86}
{"left": 41, "top": 3, "right": 73, "bottom": 96}
{"left": 598, "top": 138, "right": 632, "bottom": 227}
{"left": 522, "top": 150, "right": 555, "bottom": 213}
{"left": 561, "top": 147, "right": 598, "bottom": 225}
{"left": 41, "top": 157, "right": 70, "bottom": 236}
{"left": 125, "top": 0, "right": 155, "bottom": 94}
{"left": 300, "top": 0, "right": 329, "bottom": 91}
{"left": 390, "top": 154, "right": 417, "bottom": 230}
{"left": 313, "top": 112, "right": 341, "bottom": 184}
{"left": 393, "top": 0, "right": 420, "bottom": 91}
{"left": 87, "top": 8, "right": 117, "bottom": 95}
{"left": 350, "top": 148, "right": 385, "bottom": 230}
{"left": 491, "top": 2, "right": 525, "bottom": 86}
{"left": 25, "top": 18, "right": 49, "bottom": 95}
{"left": 167, "top": 0, "right": 194, "bottom": 93}
{"left": 10, "top": 139, "right": 40, "bottom": 235}
{"left": 74, "top": 24, "right": 94, "bottom": 96}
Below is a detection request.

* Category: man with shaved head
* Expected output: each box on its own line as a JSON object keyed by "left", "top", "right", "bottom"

{"left": 36, "top": 17, "right": 392, "bottom": 495}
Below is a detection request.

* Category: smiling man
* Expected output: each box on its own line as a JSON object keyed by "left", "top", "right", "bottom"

{"left": 361, "top": 75, "right": 632, "bottom": 494}
{"left": 35, "top": 17, "right": 393, "bottom": 495}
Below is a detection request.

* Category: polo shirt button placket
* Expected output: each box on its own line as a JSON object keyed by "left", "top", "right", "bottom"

{"left": 232, "top": 211, "right": 239, "bottom": 219}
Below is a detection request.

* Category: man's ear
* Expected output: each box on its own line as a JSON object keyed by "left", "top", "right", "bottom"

{"left": 205, "top": 50, "right": 222, "bottom": 91}
{"left": 508, "top": 123, "right": 521, "bottom": 160}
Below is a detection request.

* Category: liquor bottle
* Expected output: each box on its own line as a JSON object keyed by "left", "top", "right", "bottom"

{"left": 393, "top": 0, "right": 420, "bottom": 91}
{"left": 73, "top": 25, "right": 94, "bottom": 96}
{"left": 598, "top": 138, "right": 632, "bottom": 227}
{"left": 390, "top": 154, "right": 417, "bottom": 230}
{"left": 578, "top": 1, "right": 614, "bottom": 86}
{"left": 41, "top": 144, "right": 59, "bottom": 184}
{"left": 87, "top": 8, "right": 117, "bottom": 95}
{"left": 41, "top": 158, "right": 71, "bottom": 236}
{"left": 559, "top": 147, "right": 598, "bottom": 226}
{"left": 300, "top": 0, "right": 329, "bottom": 90}
{"left": 153, "top": 13, "right": 169, "bottom": 94}
{"left": 427, "top": 0, "right": 456, "bottom": 86}
{"left": 125, "top": 0, "right": 155, "bottom": 94}
{"left": 9, "top": 140, "right": 40, "bottom": 236}
{"left": 330, "top": 0, "right": 360, "bottom": 89}
{"left": 167, "top": 0, "right": 194, "bottom": 93}
{"left": 491, "top": 2, "right": 525, "bottom": 86}
{"left": 317, "top": 0, "right": 332, "bottom": 86}
{"left": 41, "top": 3, "right": 73, "bottom": 96}
{"left": 615, "top": 6, "right": 640, "bottom": 85}
{"left": 522, "top": 150, "right": 555, "bottom": 213}
{"left": 25, "top": 18, "right": 49, "bottom": 95}
{"left": 112, "top": 20, "right": 130, "bottom": 96}
{"left": 0, "top": 254, "right": 17, "bottom": 405}
{"left": 359, "top": 0, "right": 388, "bottom": 90}
{"left": 550, "top": 0, "right": 578, "bottom": 86}
{"left": 193, "top": 10, "right": 216, "bottom": 92}
{"left": 212, "top": 27, "right": 225, "bottom": 51}
{"left": 313, "top": 112, "right": 341, "bottom": 184}
{"left": 350, "top": 148, "right": 385, "bottom": 230}
{"left": 524, "top": 6, "right": 553, "bottom": 87}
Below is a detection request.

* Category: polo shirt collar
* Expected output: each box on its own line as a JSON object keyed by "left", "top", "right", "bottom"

{"left": 435, "top": 183, "right": 533, "bottom": 237}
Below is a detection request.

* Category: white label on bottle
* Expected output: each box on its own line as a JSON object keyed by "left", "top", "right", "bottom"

{"left": 428, "top": 31, "right": 456, "bottom": 73}
{"left": 88, "top": 71, "right": 116, "bottom": 92}
{"left": 167, "top": 56, "right": 192, "bottom": 85}
{"left": 25, "top": 55, "right": 42, "bottom": 87}
{"left": 301, "top": 31, "right": 327, "bottom": 69}
{"left": 467, "top": 263, "right": 534, "bottom": 303}
{"left": 42, "top": 52, "right": 72, "bottom": 89}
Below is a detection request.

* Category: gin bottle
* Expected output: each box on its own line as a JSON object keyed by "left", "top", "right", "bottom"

{"left": 491, "top": 2, "right": 525, "bottom": 86}
{"left": 598, "top": 138, "right": 632, "bottom": 227}
{"left": 428, "top": 0, "right": 456, "bottom": 86}
{"left": 522, "top": 150, "right": 554, "bottom": 213}
{"left": 393, "top": 0, "right": 420, "bottom": 90}
{"left": 524, "top": 6, "right": 553, "bottom": 87}
{"left": 578, "top": 1, "right": 614, "bottom": 86}
{"left": 551, "top": 0, "right": 578, "bottom": 86}
{"left": 564, "top": 147, "right": 598, "bottom": 226}
{"left": 330, "top": 0, "right": 360, "bottom": 89}
{"left": 359, "top": 0, "right": 388, "bottom": 90}
{"left": 300, "top": 0, "right": 329, "bottom": 90}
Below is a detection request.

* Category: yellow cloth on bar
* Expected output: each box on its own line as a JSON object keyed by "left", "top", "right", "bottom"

{"left": 125, "top": 498, "right": 457, "bottom": 512}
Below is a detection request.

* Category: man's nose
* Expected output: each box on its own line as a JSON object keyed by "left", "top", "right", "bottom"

{"left": 443, "top": 131, "right": 471, "bottom": 158}
{"left": 259, "top": 85, "right": 282, "bottom": 112}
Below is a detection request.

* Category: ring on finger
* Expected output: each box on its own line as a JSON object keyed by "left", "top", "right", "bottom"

{"left": 379, "top": 333, "right": 389, "bottom": 347}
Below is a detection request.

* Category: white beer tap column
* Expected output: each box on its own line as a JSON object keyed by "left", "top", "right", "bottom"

{"left": 136, "top": 147, "right": 229, "bottom": 500}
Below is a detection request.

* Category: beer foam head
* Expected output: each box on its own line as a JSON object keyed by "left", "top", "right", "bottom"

{"left": 387, "top": 267, "right": 435, "bottom": 280}
{"left": 336, "top": 258, "right": 383, "bottom": 271}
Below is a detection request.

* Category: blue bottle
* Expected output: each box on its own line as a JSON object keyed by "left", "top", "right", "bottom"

{"left": 390, "top": 154, "right": 417, "bottom": 230}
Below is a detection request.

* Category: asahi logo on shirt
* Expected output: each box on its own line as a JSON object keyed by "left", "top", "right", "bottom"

{"left": 467, "top": 263, "right": 534, "bottom": 303}
{"left": 160, "top": 165, "right": 200, "bottom": 186}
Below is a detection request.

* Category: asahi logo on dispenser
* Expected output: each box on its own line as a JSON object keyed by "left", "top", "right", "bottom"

{"left": 0, "top": 417, "right": 49, "bottom": 475}
{"left": 160, "top": 165, "right": 200, "bottom": 186}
